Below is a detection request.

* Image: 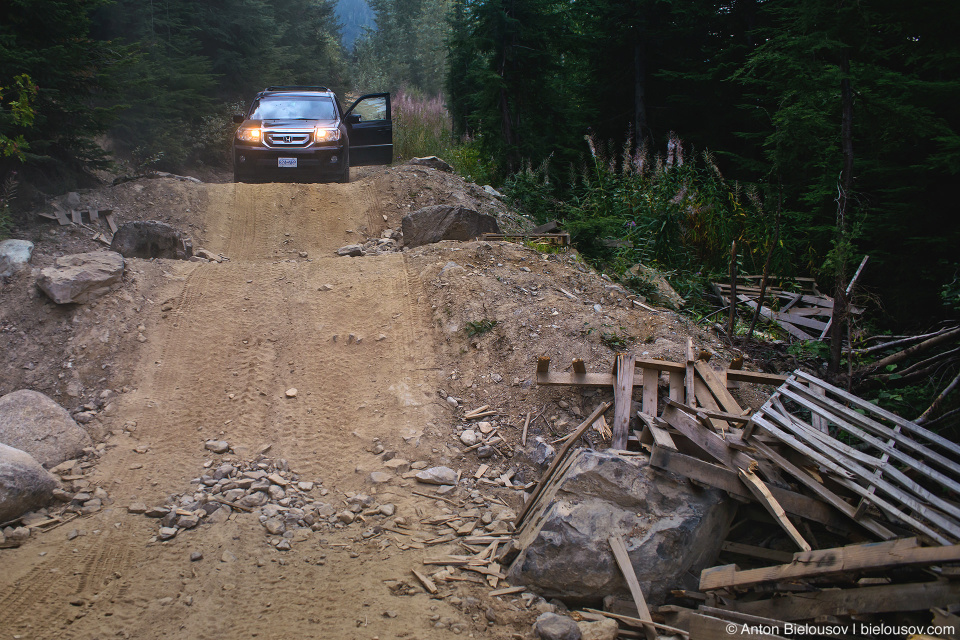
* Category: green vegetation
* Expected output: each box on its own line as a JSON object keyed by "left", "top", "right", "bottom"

{"left": 465, "top": 319, "right": 498, "bottom": 337}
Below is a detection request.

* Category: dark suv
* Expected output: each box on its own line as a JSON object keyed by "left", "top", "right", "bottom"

{"left": 232, "top": 86, "right": 392, "bottom": 183}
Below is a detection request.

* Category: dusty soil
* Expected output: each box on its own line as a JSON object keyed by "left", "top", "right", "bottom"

{"left": 0, "top": 164, "right": 759, "bottom": 639}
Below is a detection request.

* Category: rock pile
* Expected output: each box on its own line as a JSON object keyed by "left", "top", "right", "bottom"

{"left": 337, "top": 229, "right": 403, "bottom": 257}
{"left": 134, "top": 446, "right": 400, "bottom": 550}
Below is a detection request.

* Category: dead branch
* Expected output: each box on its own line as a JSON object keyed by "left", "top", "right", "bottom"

{"left": 876, "top": 347, "right": 960, "bottom": 384}
{"left": 922, "top": 406, "right": 960, "bottom": 430}
{"left": 851, "top": 326, "right": 960, "bottom": 355}
{"left": 863, "top": 326, "right": 960, "bottom": 373}
{"left": 916, "top": 369, "right": 960, "bottom": 425}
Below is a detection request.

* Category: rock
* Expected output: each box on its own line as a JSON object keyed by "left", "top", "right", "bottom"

{"left": 239, "top": 492, "right": 268, "bottom": 508}
{"left": 477, "top": 421, "right": 494, "bottom": 434}
{"left": 36, "top": 251, "right": 125, "bottom": 304}
{"left": 195, "top": 249, "right": 221, "bottom": 262}
{"left": 275, "top": 539, "right": 291, "bottom": 551}
{"left": 206, "top": 505, "right": 231, "bottom": 524}
{"left": 379, "top": 503, "right": 396, "bottom": 517}
{"left": 577, "top": 619, "right": 619, "bottom": 640}
{"left": 297, "top": 481, "right": 314, "bottom": 491}
{"left": 477, "top": 446, "right": 494, "bottom": 459}
{"left": 285, "top": 388, "right": 298, "bottom": 398}
{"left": 336, "top": 244, "right": 364, "bottom": 257}
{"left": 0, "top": 390, "right": 93, "bottom": 468}
{"left": 110, "top": 221, "right": 193, "bottom": 260}
{"left": 508, "top": 449, "right": 735, "bottom": 604}
{"left": 190, "top": 551, "right": 203, "bottom": 562}
{"left": 626, "top": 263, "right": 686, "bottom": 309}
{"left": 459, "top": 430, "right": 479, "bottom": 446}
{"left": 263, "top": 518, "right": 285, "bottom": 535}
{"left": 0, "top": 239, "right": 34, "bottom": 277}
{"left": 383, "top": 458, "right": 410, "bottom": 473}
{"left": 446, "top": 396, "right": 458, "bottom": 408}
{"left": 176, "top": 514, "right": 200, "bottom": 529}
{"left": 336, "top": 510, "right": 356, "bottom": 524}
{"left": 7, "top": 526, "right": 30, "bottom": 542}
{"left": 534, "top": 612, "right": 582, "bottom": 640}
{"left": 483, "top": 185, "right": 504, "bottom": 198}
{"left": 401, "top": 205, "right": 501, "bottom": 248}
{"left": 158, "top": 527, "right": 178, "bottom": 540}
{"left": 530, "top": 437, "right": 556, "bottom": 467}
{"left": 415, "top": 466, "right": 457, "bottom": 485}
{"left": 369, "top": 471, "right": 391, "bottom": 484}
{"left": 204, "top": 440, "right": 229, "bottom": 454}
{"left": 0, "top": 444, "right": 60, "bottom": 522}
{"left": 221, "top": 550, "right": 237, "bottom": 563}
{"left": 405, "top": 156, "right": 454, "bottom": 172}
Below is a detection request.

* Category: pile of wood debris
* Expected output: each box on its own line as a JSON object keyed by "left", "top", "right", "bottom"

{"left": 454, "top": 339, "right": 960, "bottom": 639}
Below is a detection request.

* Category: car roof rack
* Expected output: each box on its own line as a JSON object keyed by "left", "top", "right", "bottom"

{"left": 263, "top": 85, "right": 329, "bottom": 92}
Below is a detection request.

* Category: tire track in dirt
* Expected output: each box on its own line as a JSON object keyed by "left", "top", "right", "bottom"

{"left": 1, "top": 178, "right": 459, "bottom": 640}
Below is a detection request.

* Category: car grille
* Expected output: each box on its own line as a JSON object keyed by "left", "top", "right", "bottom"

{"left": 264, "top": 131, "right": 311, "bottom": 148}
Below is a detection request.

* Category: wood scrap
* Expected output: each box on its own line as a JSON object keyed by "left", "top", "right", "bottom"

{"left": 612, "top": 354, "right": 637, "bottom": 450}
{"left": 412, "top": 569, "right": 438, "bottom": 594}
{"left": 608, "top": 535, "right": 657, "bottom": 640}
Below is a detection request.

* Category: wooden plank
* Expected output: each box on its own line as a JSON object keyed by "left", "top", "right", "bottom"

{"left": 666, "top": 400, "right": 750, "bottom": 424}
{"left": 489, "top": 585, "right": 526, "bottom": 597}
{"left": 727, "top": 579, "right": 960, "bottom": 622}
{"left": 794, "top": 370, "right": 960, "bottom": 456}
{"left": 738, "top": 295, "right": 815, "bottom": 340}
{"left": 738, "top": 468, "right": 811, "bottom": 551}
{"left": 70, "top": 209, "right": 81, "bottom": 225}
{"left": 521, "top": 412, "right": 530, "bottom": 447}
{"left": 641, "top": 367, "right": 658, "bottom": 417}
{"left": 412, "top": 569, "right": 438, "bottom": 594}
{"left": 536, "top": 371, "right": 614, "bottom": 387}
{"left": 700, "top": 538, "right": 960, "bottom": 591}
{"left": 685, "top": 338, "right": 696, "bottom": 407}
{"left": 693, "top": 378, "right": 727, "bottom": 431}
{"left": 773, "top": 311, "right": 829, "bottom": 331}
{"left": 613, "top": 354, "right": 636, "bottom": 450}
{"left": 784, "top": 377, "right": 960, "bottom": 475}
{"left": 669, "top": 371, "right": 684, "bottom": 402}
{"left": 649, "top": 446, "right": 853, "bottom": 530}
{"left": 726, "top": 370, "right": 789, "bottom": 385}
{"left": 474, "top": 464, "right": 489, "bottom": 479}
{"left": 721, "top": 541, "right": 795, "bottom": 564}
{"left": 661, "top": 405, "right": 757, "bottom": 472}
{"left": 695, "top": 362, "right": 743, "bottom": 415}
{"left": 751, "top": 412, "right": 951, "bottom": 544}
{"left": 608, "top": 535, "right": 657, "bottom": 640}
{"left": 88, "top": 209, "right": 99, "bottom": 224}
{"left": 572, "top": 358, "right": 586, "bottom": 374}
{"left": 746, "top": 437, "right": 897, "bottom": 540}
{"left": 759, "top": 403, "right": 960, "bottom": 541}
{"left": 515, "top": 401, "right": 612, "bottom": 527}
{"left": 104, "top": 213, "right": 118, "bottom": 233}
{"left": 648, "top": 422, "right": 678, "bottom": 451}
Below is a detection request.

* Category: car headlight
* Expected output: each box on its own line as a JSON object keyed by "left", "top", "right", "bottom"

{"left": 314, "top": 127, "right": 341, "bottom": 142}
{"left": 236, "top": 128, "right": 261, "bottom": 143}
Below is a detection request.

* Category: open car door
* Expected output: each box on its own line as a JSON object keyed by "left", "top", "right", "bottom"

{"left": 345, "top": 93, "right": 393, "bottom": 166}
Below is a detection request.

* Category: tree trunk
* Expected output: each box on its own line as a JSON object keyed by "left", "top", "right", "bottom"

{"left": 633, "top": 36, "right": 648, "bottom": 144}
{"left": 828, "top": 49, "right": 854, "bottom": 375}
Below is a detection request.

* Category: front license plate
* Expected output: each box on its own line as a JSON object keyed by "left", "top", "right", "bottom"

{"left": 278, "top": 158, "right": 297, "bottom": 168}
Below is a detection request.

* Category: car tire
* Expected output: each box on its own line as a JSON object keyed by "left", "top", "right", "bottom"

{"left": 233, "top": 168, "right": 244, "bottom": 183}
{"left": 338, "top": 149, "right": 350, "bottom": 183}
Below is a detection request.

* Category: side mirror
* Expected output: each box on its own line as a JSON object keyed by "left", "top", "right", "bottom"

{"left": 347, "top": 114, "right": 362, "bottom": 124}
{"left": 232, "top": 115, "right": 245, "bottom": 124}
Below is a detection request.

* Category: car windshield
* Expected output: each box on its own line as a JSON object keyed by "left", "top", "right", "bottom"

{"left": 250, "top": 96, "right": 336, "bottom": 120}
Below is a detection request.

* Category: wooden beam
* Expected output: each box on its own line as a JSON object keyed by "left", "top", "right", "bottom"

{"left": 537, "top": 371, "right": 614, "bottom": 387}
{"left": 685, "top": 338, "right": 696, "bottom": 407}
{"left": 669, "top": 371, "right": 684, "bottom": 402}
{"left": 695, "top": 362, "right": 744, "bottom": 415}
{"left": 738, "top": 468, "right": 811, "bottom": 552}
{"left": 661, "top": 405, "right": 757, "bottom": 472}
{"left": 641, "top": 367, "right": 658, "bottom": 417}
{"left": 727, "top": 579, "right": 960, "bottom": 622}
{"left": 608, "top": 535, "right": 657, "bottom": 640}
{"left": 537, "top": 356, "right": 551, "bottom": 374}
{"left": 648, "top": 446, "right": 853, "bottom": 530}
{"left": 726, "top": 370, "right": 789, "bottom": 385}
{"left": 700, "top": 538, "right": 960, "bottom": 591}
{"left": 515, "top": 401, "right": 612, "bottom": 527}
{"left": 572, "top": 358, "right": 586, "bottom": 374}
{"left": 613, "top": 354, "right": 637, "bottom": 450}
{"left": 746, "top": 437, "right": 897, "bottom": 540}
{"left": 688, "top": 611, "right": 789, "bottom": 640}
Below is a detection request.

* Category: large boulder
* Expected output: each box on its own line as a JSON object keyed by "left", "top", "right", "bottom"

{"left": 0, "top": 239, "right": 34, "bottom": 277}
{"left": 508, "top": 449, "right": 735, "bottom": 604}
{"left": 0, "top": 390, "right": 93, "bottom": 468}
{"left": 110, "top": 220, "right": 193, "bottom": 260}
{"left": 405, "top": 156, "right": 454, "bottom": 172}
{"left": 36, "top": 251, "right": 124, "bottom": 304}
{"left": 0, "top": 443, "right": 60, "bottom": 522}
{"left": 401, "top": 205, "right": 500, "bottom": 248}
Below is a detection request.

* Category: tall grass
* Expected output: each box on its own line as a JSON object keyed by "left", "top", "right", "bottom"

{"left": 392, "top": 90, "right": 494, "bottom": 185}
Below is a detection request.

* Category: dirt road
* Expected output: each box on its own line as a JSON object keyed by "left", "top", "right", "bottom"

{"left": 0, "top": 181, "right": 482, "bottom": 639}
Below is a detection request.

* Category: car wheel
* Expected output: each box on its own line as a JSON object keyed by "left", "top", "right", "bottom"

{"left": 233, "top": 168, "right": 244, "bottom": 183}
{"left": 338, "top": 150, "right": 350, "bottom": 183}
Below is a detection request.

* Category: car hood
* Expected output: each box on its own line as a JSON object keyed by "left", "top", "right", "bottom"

{"left": 255, "top": 118, "right": 339, "bottom": 129}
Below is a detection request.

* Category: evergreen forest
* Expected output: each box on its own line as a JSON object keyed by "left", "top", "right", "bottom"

{"left": 2, "top": 0, "right": 959, "bottom": 383}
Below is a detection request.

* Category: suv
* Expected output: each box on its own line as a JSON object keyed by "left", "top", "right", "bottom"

{"left": 232, "top": 86, "right": 392, "bottom": 183}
